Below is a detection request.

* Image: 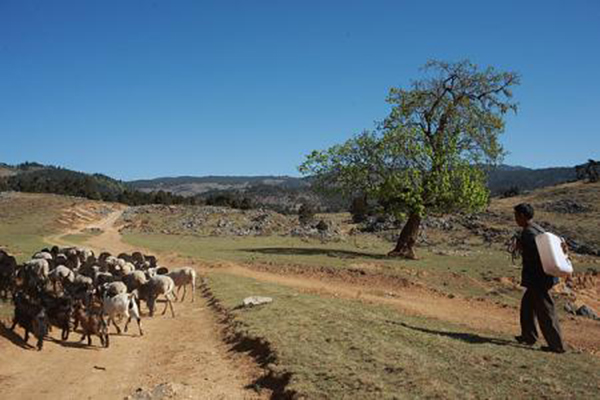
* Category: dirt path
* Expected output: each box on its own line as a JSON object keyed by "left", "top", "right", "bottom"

{"left": 209, "top": 262, "right": 600, "bottom": 355}
{"left": 0, "top": 209, "right": 266, "bottom": 400}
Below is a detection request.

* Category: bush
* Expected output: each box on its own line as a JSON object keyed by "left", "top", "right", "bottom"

{"left": 501, "top": 186, "right": 520, "bottom": 198}
{"left": 315, "top": 220, "right": 329, "bottom": 232}
{"left": 240, "top": 197, "right": 253, "bottom": 210}
{"left": 298, "top": 203, "right": 316, "bottom": 225}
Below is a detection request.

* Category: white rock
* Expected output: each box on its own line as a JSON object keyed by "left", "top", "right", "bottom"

{"left": 242, "top": 296, "right": 273, "bottom": 307}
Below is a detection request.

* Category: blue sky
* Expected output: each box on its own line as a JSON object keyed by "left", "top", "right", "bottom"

{"left": 1, "top": 0, "right": 599, "bottom": 180}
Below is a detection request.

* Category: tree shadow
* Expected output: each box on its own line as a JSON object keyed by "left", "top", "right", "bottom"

{"left": 243, "top": 247, "right": 389, "bottom": 260}
{"left": 389, "top": 320, "right": 534, "bottom": 350}
{"left": 0, "top": 321, "right": 33, "bottom": 349}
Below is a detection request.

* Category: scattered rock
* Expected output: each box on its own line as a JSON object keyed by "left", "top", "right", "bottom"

{"left": 360, "top": 215, "right": 399, "bottom": 233}
{"left": 243, "top": 296, "right": 273, "bottom": 308}
{"left": 576, "top": 305, "right": 599, "bottom": 320}
{"left": 540, "top": 199, "right": 592, "bottom": 214}
{"left": 564, "top": 302, "right": 576, "bottom": 315}
{"left": 565, "top": 302, "right": 600, "bottom": 320}
{"left": 126, "top": 383, "right": 194, "bottom": 400}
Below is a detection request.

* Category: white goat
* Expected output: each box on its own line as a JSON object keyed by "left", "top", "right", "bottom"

{"left": 48, "top": 265, "right": 75, "bottom": 292}
{"left": 137, "top": 275, "right": 176, "bottom": 317}
{"left": 103, "top": 281, "right": 128, "bottom": 297}
{"left": 102, "top": 292, "right": 143, "bottom": 336}
{"left": 167, "top": 267, "right": 196, "bottom": 303}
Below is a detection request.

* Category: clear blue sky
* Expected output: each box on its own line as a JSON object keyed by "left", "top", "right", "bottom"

{"left": 1, "top": 0, "right": 599, "bottom": 180}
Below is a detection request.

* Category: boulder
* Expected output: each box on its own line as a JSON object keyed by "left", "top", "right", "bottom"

{"left": 576, "top": 305, "right": 599, "bottom": 320}
{"left": 242, "top": 296, "right": 273, "bottom": 308}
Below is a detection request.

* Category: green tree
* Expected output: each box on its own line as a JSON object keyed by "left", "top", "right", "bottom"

{"left": 300, "top": 60, "right": 519, "bottom": 259}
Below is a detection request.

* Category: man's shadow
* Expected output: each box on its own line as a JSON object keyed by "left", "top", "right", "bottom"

{"left": 388, "top": 320, "right": 535, "bottom": 350}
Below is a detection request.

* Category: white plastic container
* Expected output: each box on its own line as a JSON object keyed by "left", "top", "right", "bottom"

{"left": 535, "top": 232, "right": 573, "bottom": 277}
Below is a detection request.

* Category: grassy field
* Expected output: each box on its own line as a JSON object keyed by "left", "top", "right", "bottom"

{"left": 489, "top": 182, "right": 600, "bottom": 248}
{"left": 0, "top": 193, "right": 76, "bottom": 261}
{"left": 124, "top": 232, "right": 599, "bottom": 309}
{"left": 207, "top": 272, "right": 600, "bottom": 399}
{"left": 59, "top": 230, "right": 102, "bottom": 245}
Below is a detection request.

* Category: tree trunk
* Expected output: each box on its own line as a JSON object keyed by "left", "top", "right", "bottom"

{"left": 388, "top": 213, "right": 421, "bottom": 259}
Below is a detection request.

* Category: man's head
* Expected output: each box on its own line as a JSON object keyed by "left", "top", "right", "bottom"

{"left": 514, "top": 203, "right": 534, "bottom": 227}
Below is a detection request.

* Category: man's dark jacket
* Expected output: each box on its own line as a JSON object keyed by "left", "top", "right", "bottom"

{"left": 520, "top": 223, "right": 557, "bottom": 290}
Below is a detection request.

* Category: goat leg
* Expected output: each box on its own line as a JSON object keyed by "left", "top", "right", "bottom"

{"left": 161, "top": 297, "right": 169, "bottom": 316}
{"left": 168, "top": 298, "right": 176, "bottom": 318}
{"left": 110, "top": 318, "right": 121, "bottom": 334}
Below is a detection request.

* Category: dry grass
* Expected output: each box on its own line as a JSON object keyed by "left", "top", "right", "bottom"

{"left": 489, "top": 181, "right": 600, "bottom": 247}
{"left": 0, "top": 192, "right": 78, "bottom": 261}
{"left": 207, "top": 272, "right": 600, "bottom": 399}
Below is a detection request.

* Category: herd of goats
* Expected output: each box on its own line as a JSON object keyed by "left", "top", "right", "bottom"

{"left": 0, "top": 247, "right": 196, "bottom": 350}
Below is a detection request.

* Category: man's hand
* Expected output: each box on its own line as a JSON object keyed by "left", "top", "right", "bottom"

{"left": 561, "top": 238, "right": 571, "bottom": 261}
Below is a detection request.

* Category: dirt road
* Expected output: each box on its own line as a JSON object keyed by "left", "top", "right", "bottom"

{"left": 0, "top": 209, "right": 265, "bottom": 400}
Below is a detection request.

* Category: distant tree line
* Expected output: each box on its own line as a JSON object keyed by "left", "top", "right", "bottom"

{"left": 0, "top": 168, "right": 192, "bottom": 206}
{"left": 0, "top": 165, "right": 268, "bottom": 209}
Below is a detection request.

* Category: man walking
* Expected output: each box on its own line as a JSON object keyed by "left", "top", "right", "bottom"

{"left": 513, "top": 203, "right": 566, "bottom": 353}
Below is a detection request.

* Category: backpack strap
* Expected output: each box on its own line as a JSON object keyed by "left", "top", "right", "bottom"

{"left": 529, "top": 222, "right": 546, "bottom": 235}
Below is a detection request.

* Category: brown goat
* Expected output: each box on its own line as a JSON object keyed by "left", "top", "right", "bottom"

{"left": 73, "top": 302, "right": 109, "bottom": 348}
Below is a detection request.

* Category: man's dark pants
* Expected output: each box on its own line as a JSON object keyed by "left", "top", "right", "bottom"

{"left": 520, "top": 287, "right": 565, "bottom": 351}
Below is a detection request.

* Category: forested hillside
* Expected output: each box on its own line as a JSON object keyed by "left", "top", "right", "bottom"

{"left": 0, "top": 161, "right": 587, "bottom": 212}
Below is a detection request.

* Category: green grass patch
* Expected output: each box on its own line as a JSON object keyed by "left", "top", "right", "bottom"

{"left": 207, "top": 272, "right": 600, "bottom": 399}
{"left": 59, "top": 232, "right": 98, "bottom": 245}
{"left": 0, "top": 193, "right": 75, "bottom": 261}
{"left": 0, "top": 299, "right": 12, "bottom": 320}
{"left": 124, "top": 232, "right": 527, "bottom": 304}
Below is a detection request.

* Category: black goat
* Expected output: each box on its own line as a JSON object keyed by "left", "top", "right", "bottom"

{"left": 10, "top": 292, "right": 48, "bottom": 350}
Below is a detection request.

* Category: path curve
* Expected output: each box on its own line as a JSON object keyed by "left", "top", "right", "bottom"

{"left": 0, "top": 208, "right": 266, "bottom": 400}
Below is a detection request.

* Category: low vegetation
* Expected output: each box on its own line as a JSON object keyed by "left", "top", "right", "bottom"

{"left": 206, "top": 273, "right": 600, "bottom": 399}
{"left": 0, "top": 192, "right": 74, "bottom": 262}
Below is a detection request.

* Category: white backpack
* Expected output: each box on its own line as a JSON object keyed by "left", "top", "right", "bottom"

{"left": 535, "top": 232, "right": 574, "bottom": 278}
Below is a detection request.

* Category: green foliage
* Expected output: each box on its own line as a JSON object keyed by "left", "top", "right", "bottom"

{"left": 300, "top": 60, "right": 520, "bottom": 220}
{"left": 298, "top": 203, "right": 316, "bottom": 225}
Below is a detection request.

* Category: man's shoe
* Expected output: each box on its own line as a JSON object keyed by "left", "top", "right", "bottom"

{"left": 515, "top": 335, "right": 536, "bottom": 345}
{"left": 540, "top": 346, "right": 566, "bottom": 354}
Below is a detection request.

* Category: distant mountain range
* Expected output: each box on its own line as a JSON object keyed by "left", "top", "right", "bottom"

{"left": 129, "top": 175, "right": 309, "bottom": 196}
{"left": 0, "top": 161, "right": 579, "bottom": 211}
{"left": 486, "top": 165, "right": 576, "bottom": 195}
{"left": 130, "top": 165, "right": 577, "bottom": 197}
